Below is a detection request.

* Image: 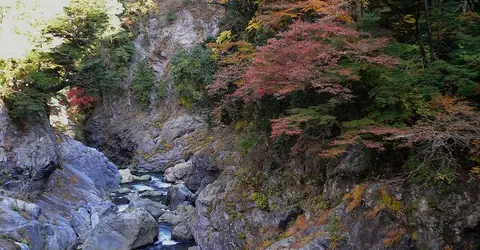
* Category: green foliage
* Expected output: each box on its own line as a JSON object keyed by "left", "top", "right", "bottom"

{"left": 249, "top": 192, "right": 269, "bottom": 210}
{"left": 4, "top": 90, "right": 49, "bottom": 124}
{"left": 132, "top": 61, "right": 156, "bottom": 109}
{"left": 1, "top": 0, "right": 133, "bottom": 124}
{"left": 167, "top": 11, "right": 177, "bottom": 23}
{"left": 170, "top": 45, "right": 216, "bottom": 107}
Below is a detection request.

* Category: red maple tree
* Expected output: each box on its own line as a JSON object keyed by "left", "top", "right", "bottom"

{"left": 66, "top": 87, "right": 99, "bottom": 110}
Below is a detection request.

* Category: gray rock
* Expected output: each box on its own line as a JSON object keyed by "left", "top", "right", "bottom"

{"left": 192, "top": 166, "right": 246, "bottom": 250}
{"left": 172, "top": 223, "right": 193, "bottom": 241}
{"left": 71, "top": 207, "right": 92, "bottom": 240}
{"left": 0, "top": 100, "right": 58, "bottom": 195}
{"left": 134, "top": 175, "right": 151, "bottom": 182}
{"left": 185, "top": 150, "right": 220, "bottom": 192}
{"left": 158, "top": 210, "right": 184, "bottom": 225}
{"left": 83, "top": 208, "right": 158, "bottom": 250}
{"left": 265, "top": 236, "right": 296, "bottom": 250}
{"left": 71, "top": 202, "right": 118, "bottom": 241}
{"left": 119, "top": 169, "right": 134, "bottom": 184}
{"left": 166, "top": 184, "right": 194, "bottom": 210}
{"left": 164, "top": 161, "right": 193, "bottom": 183}
{"left": 42, "top": 223, "right": 77, "bottom": 250}
{"left": 58, "top": 138, "right": 121, "bottom": 194}
{"left": 332, "top": 146, "right": 368, "bottom": 177}
{"left": 158, "top": 205, "right": 195, "bottom": 226}
{"left": 0, "top": 197, "right": 41, "bottom": 219}
{"left": 117, "top": 187, "right": 131, "bottom": 194}
{"left": 299, "top": 236, "right": 330, "bottom": 250}
{"left": 160, "top": 115, "right": 204, "bottom": 143}
{"left": 128, "top": 192, "right": 168, "bottom": 219}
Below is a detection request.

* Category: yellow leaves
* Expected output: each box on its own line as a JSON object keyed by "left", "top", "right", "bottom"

{"left": 471, "top": 166, "right": 480, "bottom": 180}
{"left": 344, "top": 184, "right": 366, "bottom": 212}
{"left": 366, "top": 189, "right": 403, "bottom": 218}
{"left": 403, "top": 14, "right": 416, "bottom": 24}
{"left": 253, "top": 0, "right": 336, "bottom": 29}
{"left": 216, "top": 30, "right": 232, "bottom": 44}
{"left": 246, "top": 20, "right": 261, "bottom": 33}
{"left": 179, "top": 97, "right": 193, "bottom": 109}
{"left": 234, "top": 79, "right": 245, "bottom": 86}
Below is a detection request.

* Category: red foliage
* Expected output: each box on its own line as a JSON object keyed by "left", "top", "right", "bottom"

{"left": 66, "top": 87, "right": 99, "bottom": 109}
{"left": 234, "top": 20, "right": 397, "bottom": 103}
{"left": 270, "top": 116, "right": 304, "bottom": 138}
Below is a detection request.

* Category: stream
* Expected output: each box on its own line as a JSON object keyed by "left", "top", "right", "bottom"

{"left": 110, "top": 173, "right": 195, "bottom": 250}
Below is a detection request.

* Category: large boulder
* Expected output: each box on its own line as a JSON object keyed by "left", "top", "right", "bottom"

{"left": 119, "top": 169, "right": 135, "bottom": 184}
{"left": 71, "top": 202, "right": 118, "bottom": 241}
{"left": 164, "top": 161, "right": 192, "bottom": 183}
{"left": 184, "top": 149, "right": 221, "bottom": 192}
{"left": 159, "top": 205, "right": 195, "bottom": 241}
{"left": 166, "top": 184, "right": 194, "bottom": 210}
{"left": 58, "top": 138, "right": 121, "bottom": 195}
{"left": 128, "top": 192, "right": 168, "bottom": 219}
{"left": 83, "top": 208, "right": 158, "bottom": 250}
{"left": 172, "top": 223, "right": 193, "bottom": 241}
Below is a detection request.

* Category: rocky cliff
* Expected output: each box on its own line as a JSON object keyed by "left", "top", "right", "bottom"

{"left": 78, "top": 1, "right": 480, "bottom": 250}
{"left": 1, "top": 0, "right": 479, "bottom": 249}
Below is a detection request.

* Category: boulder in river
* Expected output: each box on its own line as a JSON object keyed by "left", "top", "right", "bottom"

{"left": 166, "top": 183, "right": 194, "bottom": 210}
{"left": 172, "top": 223, "right": 193, "bottom": 241}
{"left": 83, "top": 208, "right": 158, "bottom": 250}
{"left": 128, "top": 192, "right": 168, "bottom": 219}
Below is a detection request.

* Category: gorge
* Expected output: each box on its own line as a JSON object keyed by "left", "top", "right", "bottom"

{"left": 1, "top": 0, "right": 480, "bottom": 249}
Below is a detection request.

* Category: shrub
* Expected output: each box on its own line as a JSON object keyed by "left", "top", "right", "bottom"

{"left": 170, "top": 45, "right": 216, "bottom": 107}
{"left": 132, "top": 61, "right": 157, "bottom": 109}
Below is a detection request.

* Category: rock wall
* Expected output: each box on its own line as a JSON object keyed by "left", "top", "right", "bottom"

{"left": 0, "top": 100, "right": 124, "bottom": 249}
{"left": 84, "top": 1, "right": 221, "bottom": 171}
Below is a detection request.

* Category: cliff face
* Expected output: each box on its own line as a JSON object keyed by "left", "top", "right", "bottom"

{"left": 84, "top": 3, "right": 221, "bottom": 171}
{"left": 0, "top": 100, "right": 122, "bottom": 249}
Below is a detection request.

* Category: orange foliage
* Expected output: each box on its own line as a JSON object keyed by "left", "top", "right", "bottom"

{"left": 284, "top": 214, "right": 310, "bottom": 237}
{"left": 254, "top": 0, "right": 352, "bottom": 30}
{"left": 381, "top": 227, "right": 407, "bottom": 247}
{"left": 343, "top": 184, "right": 366, "bottom": 212}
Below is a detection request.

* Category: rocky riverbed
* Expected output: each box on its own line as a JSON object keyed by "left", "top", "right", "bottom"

{"left": 111, "top": 172, "right": 196, "bottom": 249}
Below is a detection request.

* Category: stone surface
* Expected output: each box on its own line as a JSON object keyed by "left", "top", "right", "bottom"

{"left": 159, "top": 204, "right": 195, "bottom": 226}
{"left": 83, "top": 208, "right": 158, "bottom": 250}
{"left": 119, "top": 169, "right": 134, "bottom": 184}
{"left": 172, "top": 223, "right": 193, "bottom": 241}
{"left": 184, "top": 149, "right": 221, "bottom": 192}
{"left": 166, "top": 184, "right": 194, "bottom": 210}
{"left": 0, "top": 100, "right": 58, "bottom": 196}
{"left": 0, "top": 197, "right": 41, "bottom": 219}
{"left": 164, "top": 161, "right": 192, "bottom": 183}
{"left": 58, "top": 138, "right": 121, "bottom": 195}
{"left": 128, "top": 192, "right": 168, "bottom": 219}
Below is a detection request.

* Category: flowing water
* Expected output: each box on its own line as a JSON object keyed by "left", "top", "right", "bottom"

{"left": 110, "top": 173, "right": 195, "bottom": 250}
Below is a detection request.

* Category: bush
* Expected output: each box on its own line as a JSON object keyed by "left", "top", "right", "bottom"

{"left": 170, "top": 45, "right": 216, "bottom": 107}
{"left": 132, "top": 61, "right": 157, "bottom": 109}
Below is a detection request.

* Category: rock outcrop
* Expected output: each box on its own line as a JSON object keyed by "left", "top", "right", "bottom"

{"left": 83, "top": 208, "right": 158, "bottom": 250}
{"left": 166, "top": 183, "right": 194, "bottom": 210}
